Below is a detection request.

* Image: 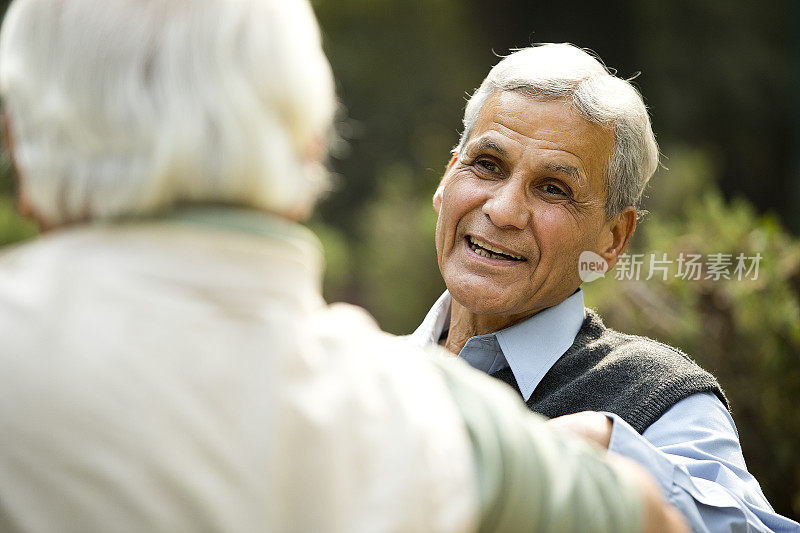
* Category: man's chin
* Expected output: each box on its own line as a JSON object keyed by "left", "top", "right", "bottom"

{"left": 444, "top": 276, "right": 568, "bottom": 323}
{"left": 447, "top": 284, "right": 519, "bottom": 317}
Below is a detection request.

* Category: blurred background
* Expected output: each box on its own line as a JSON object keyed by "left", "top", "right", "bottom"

{"left": 0, "top": 0, "right": 797, "bottom": 519}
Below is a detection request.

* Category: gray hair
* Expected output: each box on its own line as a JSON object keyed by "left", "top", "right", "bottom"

{"left": 457, "top": 44, "right": 658, "bottom": 217}
{"left": 0, "top": 0, "right": 336, "bottom": 226}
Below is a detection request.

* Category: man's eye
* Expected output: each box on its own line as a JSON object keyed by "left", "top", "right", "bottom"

{"left": 543, "top": 184, "right": 568, "bottom": 196}
{"left": 476, "top": 159, "right": 499, "bottom": 173}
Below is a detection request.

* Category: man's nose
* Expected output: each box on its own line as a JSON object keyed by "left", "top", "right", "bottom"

{"left": 481, "top": 180, "right": 531, "bottom": 229}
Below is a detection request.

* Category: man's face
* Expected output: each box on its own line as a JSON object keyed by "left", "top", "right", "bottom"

{"left": 434, "top": 90, "right": 616, "bottom": 322}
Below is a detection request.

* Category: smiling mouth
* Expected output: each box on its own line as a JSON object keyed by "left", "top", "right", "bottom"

{"left": 466, "top": 236, "right": 525, "bottom": 261}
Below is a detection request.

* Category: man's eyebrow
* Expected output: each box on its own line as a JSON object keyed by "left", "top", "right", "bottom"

{"left": 467, "top": 139, "right": 583, "bottom": 181}
{"left": 471, "top": 138, "right": 508, "bottom": 158}
{"left": 543, "top": 162, "right": 581, "bottom": 181}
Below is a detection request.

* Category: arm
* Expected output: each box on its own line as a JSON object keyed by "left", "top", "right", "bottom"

{"left": 550, "top": 394, "right": 800, "bottom": 532}
{"left": 432, "top": 355, "right": 689, "bottom": 533}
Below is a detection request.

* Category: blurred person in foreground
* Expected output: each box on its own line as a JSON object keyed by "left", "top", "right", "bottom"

{"left": 409, "top": 44, "right": 800, "bottom": 532}
{"left": 0, "top": 1, "right": 690, "bottom": 532}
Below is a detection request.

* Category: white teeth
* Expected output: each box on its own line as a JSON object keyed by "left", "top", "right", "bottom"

{"left": 468, "top": 236, "right": 523, "bottom": 260}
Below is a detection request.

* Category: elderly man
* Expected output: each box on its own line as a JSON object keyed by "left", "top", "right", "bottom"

{"left": 0, "top": 1, "right": 692, "bottom": 532}
{"left": 411, "top": 44, "right": 800, "bottom": 532}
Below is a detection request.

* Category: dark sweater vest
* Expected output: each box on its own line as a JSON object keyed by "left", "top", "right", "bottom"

{"left": 490, "top": 309, "right": 728, "bottom": 434}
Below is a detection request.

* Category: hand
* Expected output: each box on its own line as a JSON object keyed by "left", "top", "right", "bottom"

{"left": 547, "top": 411, "right": 613, "bottom": 449}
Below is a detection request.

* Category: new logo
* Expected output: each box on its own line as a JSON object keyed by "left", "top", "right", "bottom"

{"left": 578, "top": 251, "right": 608, "bottom": 283}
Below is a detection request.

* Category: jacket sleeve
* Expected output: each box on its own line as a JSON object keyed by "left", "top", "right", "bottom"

{"left": 431, "top": 354, "right": 644, "bottom": 533}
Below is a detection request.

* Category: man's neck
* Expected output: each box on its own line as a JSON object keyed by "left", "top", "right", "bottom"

{"left": 444, "top": 299, "right": 538, "bottom": 355}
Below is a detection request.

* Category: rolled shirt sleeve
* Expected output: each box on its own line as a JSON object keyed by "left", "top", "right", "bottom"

{"left": 605, "top": 392, "right": 800, "bottom": 532}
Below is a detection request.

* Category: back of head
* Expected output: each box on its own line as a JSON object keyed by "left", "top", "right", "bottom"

{"left": 458, "top": 44, "right": 659, "bottom": 217}
{"left": 0, "top": 0, "right": 336, "bottom": 227}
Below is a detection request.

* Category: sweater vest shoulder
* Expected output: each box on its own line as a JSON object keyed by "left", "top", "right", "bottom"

{"left": 490, "top": 309, "right": 729, "bottom": 434}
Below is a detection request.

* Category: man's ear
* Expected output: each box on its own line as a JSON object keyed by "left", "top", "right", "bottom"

{"left": 433, "top": 155, "right": 458, "bottom": 214}
{"left": 432, "top": 184, "right": 444, "bottom": 214}
{"left": 598, "top": 206, "right": 636, "bottom": 270}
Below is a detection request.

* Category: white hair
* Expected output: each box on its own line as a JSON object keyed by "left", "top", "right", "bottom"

{"left": 457, "top": 44, "right": 659, "bottom": 217}
{"left": 0, "top": 0, "right": 336, "bottom": 226}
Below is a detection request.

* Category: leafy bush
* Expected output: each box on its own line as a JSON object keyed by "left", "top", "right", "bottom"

{"left": 584, "top": 146, "right": 800, "bottom": 516}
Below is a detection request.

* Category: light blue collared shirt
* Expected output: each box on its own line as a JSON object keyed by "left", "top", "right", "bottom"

{"left": 410, "top": 290, "right": 800, "bottom": 532}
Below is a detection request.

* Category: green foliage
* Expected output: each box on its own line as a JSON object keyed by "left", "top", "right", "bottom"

{"left": 0, "top": 167, "right": 36, "bottom": 246}
{"left": 312, "top": 0, "right": 491, "bottom": 236}
{"left": 0, "top": 195, "right": 36, "bottom": 244}
{"left": 308, "top": 219, "right": 353, "bottom": 304}
{"left": 356, "top": 164, "right": 444, "bottom": 333}
{"left": 584, "top": 146, "right": 800, "bottom": 516}
{"left": 315, "top": 163, "right": 444, "bottom": 334}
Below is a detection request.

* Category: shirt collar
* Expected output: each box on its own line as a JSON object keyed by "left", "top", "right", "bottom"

{"left": 410, "top": 289, "right": 586, "bottom": 401}
{"left": 408, "top": 290, "right": 452, "bottom": 347}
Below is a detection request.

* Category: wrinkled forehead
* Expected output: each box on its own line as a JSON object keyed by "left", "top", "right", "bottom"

{"left": 465, "top": 90, "right": 614, "bottom": 185}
